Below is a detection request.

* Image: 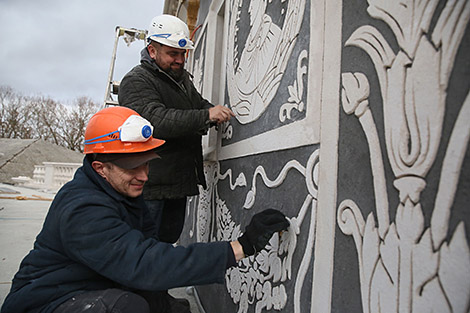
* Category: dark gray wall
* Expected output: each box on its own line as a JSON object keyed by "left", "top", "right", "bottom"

{"left": 180, "top": 0, "right": 470, "bottom": 312}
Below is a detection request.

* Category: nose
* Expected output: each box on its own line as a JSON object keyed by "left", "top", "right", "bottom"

{"left": 134, "top": 164, "right": 149, "bottom": 182}
{"left": 174, "top": 53, "right": 185, "bottom": 64}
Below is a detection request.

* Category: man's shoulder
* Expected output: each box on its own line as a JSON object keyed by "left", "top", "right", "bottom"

{"left": 54, "top": 176, "right": 102, "bottom": 206}
{"left": 54, "top": 166, "right": 114, "bottom": 205}
{"left": 123, "top": 64, "right": 147, "bottom": 78}
{"left": 121, "top": 63, "right": 164, "bottom": 86}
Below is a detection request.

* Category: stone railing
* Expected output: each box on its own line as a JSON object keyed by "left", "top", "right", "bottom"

{"left": 12, "top": 162, "right": 82, "bottom": 192}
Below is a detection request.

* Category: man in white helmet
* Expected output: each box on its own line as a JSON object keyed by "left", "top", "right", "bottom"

{"left": 118, "top": 14, "right": 234, "bottom": 245}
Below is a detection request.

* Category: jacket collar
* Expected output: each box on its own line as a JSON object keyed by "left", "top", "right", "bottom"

{"left": 140, "top": 47, "right": 157, "bottom": 69}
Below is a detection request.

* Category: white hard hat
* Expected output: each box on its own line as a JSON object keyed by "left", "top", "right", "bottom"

{"left": 147, "top": 14, "right": 194, "bottom": 50}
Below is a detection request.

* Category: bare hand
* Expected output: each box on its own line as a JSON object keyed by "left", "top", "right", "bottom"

{"left": 209, "top": 105, "right": 235, "bottom": 124}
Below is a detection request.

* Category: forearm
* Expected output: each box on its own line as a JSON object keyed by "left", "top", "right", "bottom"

{"left": 230, "top": 240, "right": 245, "bottom": 262}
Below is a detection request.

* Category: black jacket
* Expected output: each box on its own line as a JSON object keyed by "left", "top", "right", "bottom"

{"left": 118, "top": 48, "right": 213, "bottom": 200}
{"left": 1, "top": 158, "right": 231, "bottom": 313}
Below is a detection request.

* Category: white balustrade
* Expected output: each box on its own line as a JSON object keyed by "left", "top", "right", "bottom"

{"left": 12, "top": 162, "right": 82, "bottom": 192}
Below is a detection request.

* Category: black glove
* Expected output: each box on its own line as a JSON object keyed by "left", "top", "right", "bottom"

{"left": 238, "top": 209, "right": 289, "bottom": 256}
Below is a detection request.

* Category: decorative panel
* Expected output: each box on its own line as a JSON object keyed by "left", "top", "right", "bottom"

{"left": 179, "top": 0, "right": 470, "bottom": 312}
{"left": 217, "top": 0, "right": 322, "bottom": 160}
{"left": 335, "top": 0, "right": 470, "bottom": 312}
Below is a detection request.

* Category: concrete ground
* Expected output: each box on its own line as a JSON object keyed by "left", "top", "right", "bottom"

{"left": 0, "top": 183, "right": 202, "bottom": 312}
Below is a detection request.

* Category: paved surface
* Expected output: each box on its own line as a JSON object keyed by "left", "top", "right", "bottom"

{"left": 0, "top": 183, "right": 202, "bottom": 312}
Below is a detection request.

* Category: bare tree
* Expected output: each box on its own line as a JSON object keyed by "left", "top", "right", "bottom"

{"left": 28, "top": 96, "right": 67, "bottom": 146}
{"left": 0, "top": 86, "right": 100, "bottom": 152}
{"left": 0, "top": 85, "right": 34, "bottom": 139}
{"left": 61, "top": 97, "right": 100, "bottom": 152}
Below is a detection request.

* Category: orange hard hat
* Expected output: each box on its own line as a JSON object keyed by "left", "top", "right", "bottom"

{"left": 84, "top": 106, "right": 165, "bottom": 154}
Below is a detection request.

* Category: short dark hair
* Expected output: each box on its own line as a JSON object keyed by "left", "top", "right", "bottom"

{"left": 86, "top": 153, "right": 110, "bottom": 165}
{"left": 89, "top": 153, "right": 120, "bottom": 163}
{"left": 148, "top": 41, "right": 163, "bottom": 49}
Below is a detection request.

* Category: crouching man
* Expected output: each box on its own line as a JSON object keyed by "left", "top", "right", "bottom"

{"left": 0, "top": 106, "right": 289, "bottom": 313}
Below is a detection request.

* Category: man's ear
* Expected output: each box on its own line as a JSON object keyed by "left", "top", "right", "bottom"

{"left": 92, "top": 161, "right": 107, "bottom": 179}
{"left": 148, "top": 44, "right": 157, "bottom": 59}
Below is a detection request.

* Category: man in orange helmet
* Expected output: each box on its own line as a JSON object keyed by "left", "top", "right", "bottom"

{"left": 1, "top": 106, "right": 289, "bottom": 313}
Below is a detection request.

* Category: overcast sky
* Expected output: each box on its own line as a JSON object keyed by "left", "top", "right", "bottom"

{"left": 0, "top": 0, "right": 164, "bottom": 105}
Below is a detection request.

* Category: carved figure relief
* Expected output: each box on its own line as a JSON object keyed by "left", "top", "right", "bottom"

{"left": 226, "top": 0, "right": 306, "bottom": 124}
{"left": 338, "top": 0, "right": 470, "bottom": 312}
{"left": 219, "top": 0, "right": 320, "bottom": 161}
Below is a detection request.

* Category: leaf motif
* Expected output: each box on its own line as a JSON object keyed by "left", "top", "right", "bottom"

{"left": 287, "top": 85, "right": 298, "bottom": 103}
{"left": 370, "top": 260, "right": 397, "bottom": 313}
{"left": 293, "top": 80, "right": 300, "bottom": 100}
{"left": 232, "top": 225, "right": 241, "bottom": 241}
{"left": 235, "top": 173, "right": 247, "bottom": 187}
{"left": 272, "top": 257, "right": 282, "bottom": 283}
{"left": 363, "top": 213, "right": 380, "bottom": 287}
{"left": 439, "top": 222, "right": 470, "bottom": 313}
{"left": 412, "top": 228, "right": 438, "bottom": 296}
{"left": 345, "top": 26, "right": 395, "bottom": 93}
{"left": 367, "top": 0, "right": 438, "bottom": 55}
{"left": 243, "top": 189, "right": 256, "bottom": 209}
{"left": 413, "top": 277, "right": 450, "bottom": 313}
{"left": 380, "top": 223, "right": 399, "bottom": 284}
{"left": 341, "top": 72, "right": 370, "bottom": 115}
{"left": 272, "top": 285, "right": 287, "bottom": 310}
{"left": 255, "top": 250, "right": 269, "bottom": 273}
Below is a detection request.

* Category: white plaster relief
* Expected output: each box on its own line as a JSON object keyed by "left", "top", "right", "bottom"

{"left": 192, "top": 57, "right": 204, "bottom": 93}
{"left": 227, "top": 0, "right": 306, "bottom": 124}
{"left": 190, "top": 27, "right": 206, "bottom": 94}
{"left": 194, "top": 162, "right": 247, "bottom": 241}
{"left": 221, "top": 121, "right": 233, "bottom": 140}
{"left": 338, "top": 1, "right": 470, "bottom": 312}
{"left": 279, "top": 50, "right": 308, "bottom": 123}
{"left": 193, "top": 162, "right": 218, "bottom": 242}
{"left": 198, "top": 150, "right": 320, "bottom": 313}
{"left": 218, "top": 0, "right": 321, "bottom": 161}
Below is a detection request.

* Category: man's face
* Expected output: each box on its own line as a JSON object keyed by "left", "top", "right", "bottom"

{"left": 149, "top": 42, "right": 186, "bottom": 80}
{"left": 94, "top": 162, "right": 149, "bottom": 198}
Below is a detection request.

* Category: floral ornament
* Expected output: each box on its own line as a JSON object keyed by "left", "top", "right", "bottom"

{"left": 222, "top": 150, "right": 319, "bottom": 313}
{"left": 338, "top": 0, "right": 470, "bottom": 312}
{"left": 225, "top": 230, "right": 294, "bottom": 313}
{"left": 279, "top": 50, "right": 308, "bottom": 122}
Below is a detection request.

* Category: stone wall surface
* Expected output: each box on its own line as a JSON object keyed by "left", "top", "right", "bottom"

{"left": 178, "top": 0, "right": 470, "bottom": 312}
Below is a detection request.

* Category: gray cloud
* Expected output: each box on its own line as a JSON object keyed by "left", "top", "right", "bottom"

{"left": 0, "top": 0, "right": 163, "bottom": 104}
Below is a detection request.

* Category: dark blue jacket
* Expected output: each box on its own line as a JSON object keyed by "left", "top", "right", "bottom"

{"left": 1, "top": 158, "right": 231, "bottom": 313}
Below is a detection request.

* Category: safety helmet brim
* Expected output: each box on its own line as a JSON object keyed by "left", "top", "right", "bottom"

{"left": 95, "top": 150, "right": 161, "bottom": 169}
{"left": 148, "top": 35, "right": 194, "bottom": 50}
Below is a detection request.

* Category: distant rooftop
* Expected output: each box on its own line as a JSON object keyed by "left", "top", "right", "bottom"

{"left": 0, "top": 138, "right": 83, "bottom": 184}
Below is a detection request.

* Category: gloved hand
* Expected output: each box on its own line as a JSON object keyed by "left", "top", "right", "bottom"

{"left": 238, "top": 209, "right": 289, "bottom": 256}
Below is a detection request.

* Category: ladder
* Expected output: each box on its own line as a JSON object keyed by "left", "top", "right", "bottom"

{"left": 103, "top": 26, "right": 147, "bottom": 107}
